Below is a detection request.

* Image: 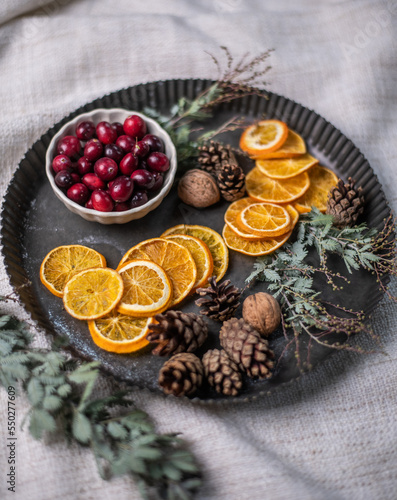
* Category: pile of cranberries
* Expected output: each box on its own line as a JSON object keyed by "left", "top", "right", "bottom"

{"left": 51, "top": 115, "right": 171, "bottom": 212}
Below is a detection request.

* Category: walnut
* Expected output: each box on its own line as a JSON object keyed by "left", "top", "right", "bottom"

{"left": 178, "top": 169, "right": 220, "bottom": 208}
{"left": 242, "top": 292, "right": 281, "bottom": 337}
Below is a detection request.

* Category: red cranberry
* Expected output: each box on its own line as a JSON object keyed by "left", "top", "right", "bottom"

{"left": 147, "top": 171, "right": 164, "bottom": 192}
{"left": 86, "top": 197, "right": 94, "bottom": 209}
{"left": 119, "top": 153, "right": 139, "bottom": 176}
{"left": 96, "top": 121, "right": 117, "bottom": 145}
{"left": 67, "top": 183, "right": 89, "bottom": 205}
{"left": 55, "top": 170, "right": 73, "bottom": 189}
{"left": 70, "top": 173, "right": 81, "bottom": 184}
{"left": 77, "top": 156, "right": 93, "bottom": 175}
{"left": 142, "top": 134, "right": 164, "bottom": 153}
{"left": 130, "top": 190, "right": 148, "bottom": 209}
{"left": 94, "top": 158, "right": 118, "bottom": 181}
{"left": 111, "top": 122, "right": 124, "bottom": 137}
{"left": 57, "top": 135, "right": 81, "bottom": 158}
{"left": 75, "top": 120, "right": 95, "bottom": 141}
{"left": 109, "top": 175, "right": 134, "bottom": 202}
{"left": 116, "top": 135, "right": 134, "bottom": 153}
{"left": 82, "top": 173, "right": 106, "bottom": 191}
{"left": 91, "top": 189, "right": 114, "bottom": 212}
{"left": 123, "top": 115, "right": 147, "bottom": 139}
{"left": 113, "top": 201, "right": 131, "bottom": 212}
{"left": 147, "top": 152, "right": 170, "bottom": 172}
{"left": 84, "top": 139, "right": 103, "bottom": 162}
{"left": 52, "top": 154, "right": 72, "bottom": 173}
{"left": 104, "top": 144, "right": 124, "bottom": 163}
{"left": 130, "top": 169, "right": 155, "bottom": 189}
{"left": 132, "top": 140, "right": 150, "bottom": 159}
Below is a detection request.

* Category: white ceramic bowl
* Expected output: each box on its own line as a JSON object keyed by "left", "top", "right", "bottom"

{"left": 45, "top": 108, "right": 177, "bottom": 224}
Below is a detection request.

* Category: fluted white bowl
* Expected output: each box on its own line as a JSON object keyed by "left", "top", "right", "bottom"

{"left": 45, "top": 108, "right": 177, "bottom": 224}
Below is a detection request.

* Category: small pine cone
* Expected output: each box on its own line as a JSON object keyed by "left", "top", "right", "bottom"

{"left": 217, "top": 163, "right": 246, "bottom": 202}
{"left": 202, "top": 349, "right": 243, "bottom": 396}
{"left": 198, "top": 141, "right": 237, "bottom": 177}
{"left": 220, "top": 318, "right": 274, "bottom": 379}
{"left": 326, "top": 177, "right": 365, "bottom": 228}
{"left": 147, "top": 310, "right": 208, "bottom": 356}
{"left": 159, "top": 353, "right": 203, "bottom": 397}
{"left": 195, "top": 276, "right": 241, "bottom": 322}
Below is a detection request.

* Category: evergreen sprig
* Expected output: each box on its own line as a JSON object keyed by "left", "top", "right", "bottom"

{"left": 247, "top": 209, "right": 396, "bottom": 369}
{"left": 144, "top": 47, "right": 273, "bottom": 172}
{"left": 0, "top": 312, "right": 201, "bottom": 500}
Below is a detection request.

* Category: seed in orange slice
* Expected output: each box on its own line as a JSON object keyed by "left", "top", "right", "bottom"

{"left": 250, "top": 129, "right": 306, "bottom": 159}
{"left": 246, "top": 167, "right": 310, "bottom": 203}
{"left": 237, "top": 202, "right": 291, "bottom": 237}
{"left": 161, "top": 225, "right": 229, "bottom": 282}
{"left": 119, "top": 238, "right": 196, "bottom": 307}
{"left": 164, "top": 234, "right": 214, "bottom": 291}
{"left": 224, "top": 198, "right": 264, "bottom": 240}
{"left": 240, "top": 120, "right": 289, "bottom": 156}
{"left": 63, "top": 267, "right": 124, "bottom": 320}
{"left": 222, "top": 205, "right": 299, "bottom": 256}
{"left": 88, "top": 310, "right": 151, "bottom": 353}
{"left": 116, "top": 259, "right": 172, "bottom": 317}
{"left": 256, "top": 153, "right": 318, "bottom": 180}
{"left": 40, "top": 244, "right": 106, "bottom": 297}
{"left": 294, "top": 165, "right": 339, "bottom": 213}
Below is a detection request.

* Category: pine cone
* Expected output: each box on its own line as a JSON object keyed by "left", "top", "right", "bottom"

{"left": 195, "top": 276, "right": 241, "bottom": 322}
{"left": 147, "top": 311, "right": 208, "bottom": 356}
{"left": 220, "top": 318, "right": 274, "bottom": 379}
{"left": 202, "top": 349, "right": 243, "bottom": 396}
{"left": 326, "top": 177, "right": 365, "bottom": 228}
{"left": 198, "top": 141, "right": 237, "bottom": 177}
{"left": 158, "top": 353, "right": 203, "bottom": 397}
{"left": 217, "top": 163, "right": 246, "bottom": 202}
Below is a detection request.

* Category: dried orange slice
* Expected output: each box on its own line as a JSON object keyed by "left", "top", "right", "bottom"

{"left": 240, "top": 120, "right": 288, "bottom": 156}
{"left": 223, "top": 205, "right": 299, "bottom": 256}
{"left": 119, "top": 238, "right": 196, "bottom": 307}
{"left": 294, "top": 165, "right": 339, "bottom": 213}
{"left": 88, "top": 310, "right": 151, "bottom": 353}
{"left": 161, "top": 225, "right": 228, "bottom": 282}
{"left": 63, "top": 267, "right": 124, "bottom": 320}
{"left": 256, "top": 153, "right": 318, "bottom": 180}
{"left": 40, "top": 244, "right": 106, "bottom": 297}
{"left": 237, "top": 202, "right": 291, "bottom": 237}
{"left": 246, "top": 167, "right": 310, "bottom": 203}
{"left": 224, "top": 198, "right": 264, "bottom": 240}
{"left": 116, "top": 260, "right": 172, "bottom": 317}
{"left": 250, "top": 129, "right": 306, "bottom": 159}
{"left": 164, "top": 234, "right": 214, "bottom": 290}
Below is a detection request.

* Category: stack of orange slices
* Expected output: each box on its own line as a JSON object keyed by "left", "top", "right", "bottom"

{"left": 40, "top": 225, "right": 229, "bottom": 354}
{"left": 224, "top": 120, "right": 339, "bottom": 255}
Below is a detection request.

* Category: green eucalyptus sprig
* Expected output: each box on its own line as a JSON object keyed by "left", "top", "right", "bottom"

{"left": 247, "top": 209, "right": 396, "bottom": 369}
{"left": 0, "top": 311, "right": 201, "bottom": 500}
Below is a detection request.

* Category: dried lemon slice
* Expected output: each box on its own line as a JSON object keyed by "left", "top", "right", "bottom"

{"left": 116, "top": 259, "right": 172, "bottom": 317}
{"left": 294, "top": 165, "right": 339, "bottom": 213}
{"left": 63, "top": 267, "right": 123, "bottom": 320}
{"left": 119, "top": 238, "right": 196, "bottom": 307}
{"left": 224, "top": 198, "right": 263, "bottom": 240}
{"left": 88, "top": 311, "right": 151, "bottom": 353}
{"left": 250, "top": 129, "right": 306, "bottom": 159}
{"left": 40, "top": 244, "right": 106, "bottom": 297}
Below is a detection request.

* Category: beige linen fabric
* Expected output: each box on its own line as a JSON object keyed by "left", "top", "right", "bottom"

{"left": 0, "top": 1, "right": 396, "bottom": 499}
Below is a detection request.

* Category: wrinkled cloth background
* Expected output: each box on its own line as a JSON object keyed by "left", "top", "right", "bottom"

{"left": 0, "top": 1, "right": 396, "bottom": 499}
